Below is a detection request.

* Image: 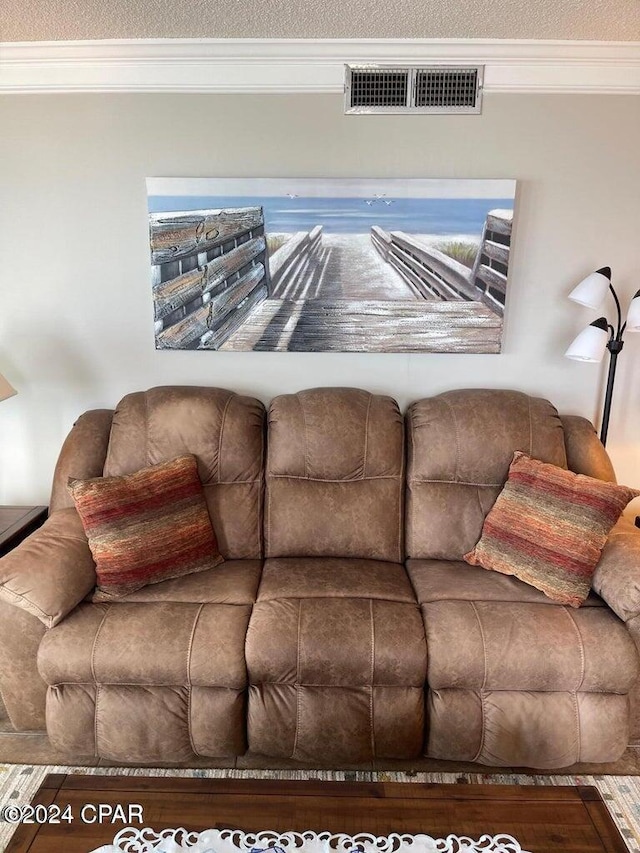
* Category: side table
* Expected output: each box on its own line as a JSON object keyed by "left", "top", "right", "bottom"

{"left": 0, "top": 506, "right": 48, "bottom": 557}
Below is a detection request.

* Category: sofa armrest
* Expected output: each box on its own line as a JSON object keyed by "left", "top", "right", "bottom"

{"left": 50, "top": 408, "right": 114, "bottom": 512}
{"left": 592, "top": 516, "right": 640, "bottom": 623}
{"left": 0, "top": 599, "right": 47, "bottom": 730}
{"left": 0, "top": 508, "right": 96, "bottom": 628}
{"left": 559, "top": 414, "right": 616, "bottom": 481}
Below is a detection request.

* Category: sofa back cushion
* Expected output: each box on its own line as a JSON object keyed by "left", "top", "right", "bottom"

{"left": 266, "top": 388, "right": 404, "bottom": 561}
{"left": 406, "top": 389, "right": 567, "bottom": 560}
{"left": 104, "top": 386, "right": 265, "bottom": 559}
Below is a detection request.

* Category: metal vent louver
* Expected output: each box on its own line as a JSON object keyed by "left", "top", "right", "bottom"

{"left": 348, "top": 68, "right": 409, "bottom": 108}
{"left": 345, "top": 65, "right": 483, "bottom": 114}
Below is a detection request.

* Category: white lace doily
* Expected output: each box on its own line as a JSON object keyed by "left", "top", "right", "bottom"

{"left": 89, "top": 827, "right": 532, "bottom": 853}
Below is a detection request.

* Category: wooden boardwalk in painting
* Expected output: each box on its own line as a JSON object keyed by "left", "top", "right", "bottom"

{"left": 216, "top": 231, "right": 500, "bottom": 352}
{"left": 271, "top": 234, "right": 418, "bottom": 301}
{"left": 219, "top": 231, "right": 501, "bottom": 352}
{"left": 219, "top": 299, "right": 501, "bottom": 352}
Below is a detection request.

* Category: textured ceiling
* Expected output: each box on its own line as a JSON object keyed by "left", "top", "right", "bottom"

{"left": 1, "top": 0, "right": 640, "bottom": 41}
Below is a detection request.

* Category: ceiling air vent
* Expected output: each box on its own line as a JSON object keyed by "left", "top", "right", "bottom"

{"left": 345, "top": 65, "right": 483, "bottom": 114}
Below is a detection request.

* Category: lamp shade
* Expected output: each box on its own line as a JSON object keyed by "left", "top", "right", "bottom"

{"left": 626, "top": 289, "right": 640, "bottom": 332}
{"left": 0, "top": 372, "right": 17, "bottom": 403}
{"left": 565, "top": 317, "right": 610, "bottom": 362}
{"left": 568, "top": 266, "right": 612, "bottom": 309}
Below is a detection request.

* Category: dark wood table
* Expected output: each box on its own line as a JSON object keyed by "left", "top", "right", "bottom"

{"left": 4, "top": 775, "right": 629, "bottom": 853}
{"left": 0, "top": 506, "right": 47, "bottom": 557}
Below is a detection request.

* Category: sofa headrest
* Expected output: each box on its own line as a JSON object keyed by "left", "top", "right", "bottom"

{"left": 104, "top": 385, "right": 265, "bottom": 483}
{"left": 268, "top": 387, "right": 403, "bottom": 481}
{"left": 407, "top": 388, "right": 567, "bottom": 486}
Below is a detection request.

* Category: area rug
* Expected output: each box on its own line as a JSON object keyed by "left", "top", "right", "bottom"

{"left": 0, "top": 766, "right": 639, "bottom": 852}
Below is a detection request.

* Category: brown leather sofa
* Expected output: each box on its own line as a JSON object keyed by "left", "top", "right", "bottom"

{"left": 0, "top": 385, "right": 638, "bottom": 769}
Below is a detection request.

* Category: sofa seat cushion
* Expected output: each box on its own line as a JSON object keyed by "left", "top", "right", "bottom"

{"left": 92, "top": 559, "right": 262, "bottom": 605}
{"left": 246, "top": 558, "right": 426, "bottom": 763}
{"left": 408, "top": 560, "right": 637, "bottom": 694}
{"left": 406, "top": 559, "right": 605, "bottom": 608}
{"left": 257, "top": 557, "right": 417, "bottom": 602}
{"left": 424, "top": 598, "right": 637, "bottom": 694}
{"left": 38, "top": 600, "right": 252, "bottom": 762}
{"left": 407, "top": 558, "right": 640, "bottom": 768}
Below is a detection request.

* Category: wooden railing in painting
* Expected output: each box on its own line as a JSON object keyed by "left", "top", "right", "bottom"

{"left": 371, "top": 227, "right": 482, "bottom": 302}
{"left": 269, "top": 225, "right": 323, "bottom": 297}
{"left": 372, "top": 206, "right": 512, "bottom": 315}
{"left": 150, "top": 207, "right": 269, "bottom": 350}
{"left": 470, "top": 209, "right": 512, "bottom": 316}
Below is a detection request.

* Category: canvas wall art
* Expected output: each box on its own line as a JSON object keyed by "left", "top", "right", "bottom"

{"left": 146, "top": 177, "right": 516, "bottom": 353}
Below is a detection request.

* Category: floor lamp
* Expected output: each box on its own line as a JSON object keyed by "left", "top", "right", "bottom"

{"left": 565, "top": 267, "right": 640, "bottom": 446}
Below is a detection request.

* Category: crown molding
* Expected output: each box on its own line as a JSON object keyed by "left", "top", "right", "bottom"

{"left": 1, "top": 38, "right": 639, "bottom": 94}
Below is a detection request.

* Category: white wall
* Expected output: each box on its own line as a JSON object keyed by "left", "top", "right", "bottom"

{"left": 1, "top": 93, "right": 639, "bottom": 515}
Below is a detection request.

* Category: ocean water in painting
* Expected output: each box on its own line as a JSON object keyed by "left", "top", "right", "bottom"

{"left": 148, "top": 195, "right": 513, "bottom": 236}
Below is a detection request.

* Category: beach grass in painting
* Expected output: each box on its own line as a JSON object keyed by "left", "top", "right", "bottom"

{"left": 146, "top": 178, "right": 516, "bottom": 352}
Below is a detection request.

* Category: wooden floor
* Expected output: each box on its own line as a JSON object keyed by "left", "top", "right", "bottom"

{"left": 5, "top": 776, "right": 629, "bottom": 853}
{"left": 219, "top": 298, "right": 502, "bottom": 352}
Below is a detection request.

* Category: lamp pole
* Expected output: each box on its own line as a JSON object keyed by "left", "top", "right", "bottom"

{"left": 600, "top": 283, "right": 626, "bottom": 447}
{"left": 600, "top": 339, "right": 623, "bottom": 446}
{"left": 567, "top": 268, "right": 640, "bottom": 448}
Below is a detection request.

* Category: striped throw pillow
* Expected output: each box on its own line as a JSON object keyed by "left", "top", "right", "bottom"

{"left": 464, "top": 451, "right": 639, "bottom": 607}
{"left": 69, "top": 455, "right": 223, "bottom": 600}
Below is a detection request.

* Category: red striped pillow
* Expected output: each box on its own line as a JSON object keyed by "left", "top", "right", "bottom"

{"left": 464, "top": 451, "right": 639, "bottom": 607}
{"left": 69, "top": 455, "right": 223, "bottom": 600}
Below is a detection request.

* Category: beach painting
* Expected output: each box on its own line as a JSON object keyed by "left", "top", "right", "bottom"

{"left": 146, "top": 177, "right": 516, "bottom": 353}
